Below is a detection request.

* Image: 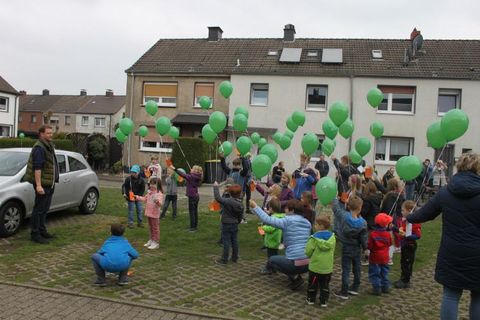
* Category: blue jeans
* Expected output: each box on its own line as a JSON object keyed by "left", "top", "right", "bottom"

{"left": 441, "top": 286, "right": 480, "bottom": 320}
{"left": 368, "top": 263, "right": 390, "bottom": 289}
{"left": 341, "top": 244, "right": 361, "bottom": 293}
{"left": 269, "top": 255, "right": 309, "bottom": 282}
{"left": 221, "top": 223, "right": 238, "bottom": 263}
{"left": 91, "top": 253, "right": 128, "bottom": 283}
{"left": 127, "top": 201, "right": 143, "bottom": 224}
{"left": 405, "top": 183, "right": 415, "bottom": 200}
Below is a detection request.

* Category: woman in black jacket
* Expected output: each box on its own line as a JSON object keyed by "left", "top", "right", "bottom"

{"left": 408, "top": 153, "right": 480, "bottom": 320}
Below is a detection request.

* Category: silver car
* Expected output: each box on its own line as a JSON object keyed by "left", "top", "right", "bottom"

{"left": 0, "top": 148, "right": 100, "bottom": 237}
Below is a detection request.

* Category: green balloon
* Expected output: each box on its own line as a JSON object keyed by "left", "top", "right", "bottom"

{"left": 286, "top": 117, "right": 299, "bottom": 132}
{"left": 301, "top": 133, "right": 320, "bottom": 156}
{"left": 316, "top": 177, "right": 338, "bottom": 206}
{"left": 440, "top": 109, "right": 469, "bottom": 142}
{"left": 119, "top": 117, "right": 134, "bottom": 135}
{"left": 220, "top": 141, "right": 233, "bottom": 156}
{"left": 396, "top": 156, "right": 422, "bottom": 181}
{"left": 260, "top": 143, "right": 278, "bottom": 164}
{"left": 155, "top": 117, "right": 172, "bottom": 136}
{"left": 427, "top": 121, "right": 447, "bottom": 149}
{"left": 199, "top": 96, "right": 212, "bottom": 110}
{"left": 18, "top": 133, "right": 25, "bottom": 139}
{"left": 272, "top": 131, "right": 283, "bottom": 144}
{"left": 233, "top": 114, "right": 248, "bottom": 131}
{"left": 370, "top": 122, "right": 384, "bottom": 138}
{"left": 329, "top": 101, "right": 349, "bottom": 127}
{"left": 219, "top": 81, "right": 233, "bottom": 99}
{"left": 145, "top": 100, "right": 158, "bottom": 116}
{"left": 284, "top": 130, "right": 294, "bottom": 140}
{"left": 322, "top": 138, "right": 335, "bottom": 156}
{"left": 322, "top": 119, "right": 338, "bottom": 140}
{"left": 258, "top": 137, "right": 267, "bottom": 150}
{"left": 355, "top": 137, "right": 371, "bottom": 157}
{"left": 236, "top": 136, "right": 252, "bottom": 156}
{"left": 252, "top": 154, "right": 272, "bottom": 179}
{"left": 234, "top": 106, "right": 249, "bottom": 119}
{"left": 208, "top": 111, "right": 227, "bottom": 134}
{"left": 201, "top": 124, "right": 217, "bottom": 144}
{"left": 349, "top": 149, "right": 362, "bottom": 164}
{"left": 367, "top": 88, "right": 384, "bottom": 108}
{"left": 115, "top": 128, "right": 127, "bottom": 143}
{"left": 250, "top": 132, "right": 260, "bottom": 144}
{"left": 279, "top": 135, "right": 291, "bottom": 151}
{"left": 168, "top": 126, "right": 179, "bottom": 139}
{"left": 292, "top": 111, "right": 306, "bottom": 126}
{"left": 339, "top": 118, "right": 354, "bottom": 139}
{"left": 138, "top": 125, "right": 148, "bottom": 137}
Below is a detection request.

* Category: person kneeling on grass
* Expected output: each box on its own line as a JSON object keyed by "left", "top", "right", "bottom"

{"left": 213, "top": 181, "right": 244, "bottom": 265}
{"left": 91, "top": 223, "right": 139, "bottom": 286}
{"left": 250, "top": 199, "right": 311, "bottom": 290}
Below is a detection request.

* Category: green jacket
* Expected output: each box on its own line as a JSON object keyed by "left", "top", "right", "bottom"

{"left": 262, "top": 213, "right": 285, "bottom": 249}
{"left": 305, "top": 230, "right": 336, "bottom": 274}
{"left": 23, "top": 139, "right": 57, "bottom": 188}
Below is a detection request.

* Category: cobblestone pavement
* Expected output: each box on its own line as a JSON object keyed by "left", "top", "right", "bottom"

{"left": 0, "top": 211, "right": 471, "bottom": 319}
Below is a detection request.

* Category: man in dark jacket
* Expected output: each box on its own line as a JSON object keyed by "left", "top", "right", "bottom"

{"left": 213, "top": 181, "right": 244, "bottom": 265}
{"left": 315, "top": 154, "right": 330, "bottom": 178}
{"left": 23, "top": 125, "right": 59, "bottom": 244}
{"left": 122, "top": 165, "right": 146, "bottom": 228}
{"left": 407, "top": 153, "right": 480, "bottom": 319}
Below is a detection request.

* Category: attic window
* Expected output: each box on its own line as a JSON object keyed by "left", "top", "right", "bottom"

{"left": 372, "top": 50, "right": 383, "bottom": 59}
{"left": 268, "top": 50, "right": 278, "bottom": 56}
{"left": 307, "top": 50, "right": 318, "bottom": 57}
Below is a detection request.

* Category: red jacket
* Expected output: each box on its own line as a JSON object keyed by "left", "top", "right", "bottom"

{"left": 395, "top": 217, "right": 422, "bottom": 246}
{"left": 368, "top": 227, "right": 392, "bottom": 264}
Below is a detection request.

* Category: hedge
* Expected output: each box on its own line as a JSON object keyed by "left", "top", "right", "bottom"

{"left": 171, "top": 137, "right": 220, "bottom": 169}
{"left": 0, "top": 138, "right": 75, "bottom": 151}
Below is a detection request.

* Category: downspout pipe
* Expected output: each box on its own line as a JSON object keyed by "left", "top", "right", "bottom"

{"left": 127, "top": 72, "right": 135, "bottom": 167}
{"left": 348, "top": 75, "right": 354, "bottom": 151}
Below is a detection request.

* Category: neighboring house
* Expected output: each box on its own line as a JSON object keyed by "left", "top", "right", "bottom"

{"left": 0, "top": 75, "right": 20, "bottom": 138}
{"left": 125, "top": 25, "right": 480, "bottom": 175}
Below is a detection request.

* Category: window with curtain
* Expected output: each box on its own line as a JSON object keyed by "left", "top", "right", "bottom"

{"left": 143, "top": 83, "right": 178, "bottom": 107}
{"left": 377, "top": 86, "right": 415, "bottom": 113}
{"left": 306, "top": 85, "right": 328, "bottom": 110}
{"left": 193, "top": 83, "right": 214, "bottom": 107}
{"left": 375, "top": 137, "right": 413, "bottom": 162}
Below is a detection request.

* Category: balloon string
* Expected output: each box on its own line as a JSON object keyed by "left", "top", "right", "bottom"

{"left": 175, "top": 139, "right": 192, "bottom": 170}
{"left": 387, "top": 183, "right": 405, "bottom": 216}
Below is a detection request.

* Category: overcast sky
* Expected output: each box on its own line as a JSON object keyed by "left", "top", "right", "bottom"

{"left": 1, "top": 0, "right": 479, "bottom": 95}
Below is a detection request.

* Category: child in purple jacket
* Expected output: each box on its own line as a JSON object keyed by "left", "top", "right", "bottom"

{"left": 172, "top": 165, "right": 203, "bottom": 231}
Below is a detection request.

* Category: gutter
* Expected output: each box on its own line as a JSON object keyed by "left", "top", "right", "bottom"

{"left": 13, "top": 95, "right": 18, "bottom": 137}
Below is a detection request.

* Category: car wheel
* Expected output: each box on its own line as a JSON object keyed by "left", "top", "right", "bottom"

{"left": 0, "top": 201, "right": 24, "bottom": 237}
{"left": 80, "top": 188, "right": 98, "bottom": 214}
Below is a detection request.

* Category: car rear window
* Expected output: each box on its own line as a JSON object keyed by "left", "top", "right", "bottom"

{"left": 0, "top": 151, "right": 29, "bottom": 176}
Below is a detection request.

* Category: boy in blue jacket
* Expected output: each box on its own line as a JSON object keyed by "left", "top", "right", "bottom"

{"left": 293, "top": 154, "right": 318, "bottom": 200}
{"left": 91, "top": 224, "right": 139, "bottom": 286}
{"left": 331, "top": 196, "right": 368, "bottom": 300}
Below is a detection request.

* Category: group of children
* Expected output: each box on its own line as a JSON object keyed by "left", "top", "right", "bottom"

{"left": 93, "top": 153, "right": 422, "bottom": 310}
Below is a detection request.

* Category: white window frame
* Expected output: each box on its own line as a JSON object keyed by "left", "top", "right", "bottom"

{"left": 377, "top": 87, "right": 416, "bottom": 115}
{"left": 0, "top": 97, "right": 8, "bottom": 112}
{"left": 81, "top": 116, "right": 89, "bottom": 126}
{"left": 139, "top": 139, "right": 173, "bottom": 153}
{"left": 0, "top": 125, "right": 11, "bottom": 137}
{"left": 250, "top": 83, "right": 269, "bottom": 106}
{"left": 193, "top": 82, "right": 214, "bottom": 108}
{"left": 437, "top": 89, "right": 461, "bottom": 116}
{"left": 305, "top": 85, "right": 328, "bottom": 111}
{"left": 374, "top": 137, "right": 414, "bottom": 165}
{"left": 143, "top": 83, "right": 177, "bottom": 107}
{"left": 94, "top": 117, "right": 106, "bottom": 128}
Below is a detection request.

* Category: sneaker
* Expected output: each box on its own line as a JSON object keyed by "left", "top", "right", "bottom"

{"left": 128, "top": 223, "right": 134, "bottom": 229}
{"left": 320, "top": 303, "right": 328, "bottom": 308}
{"left": 333, "top": 291, "right": 349, "bottom": 300}
{"left": 278, "top": 243, "right": 285, "bottom": 250}
{"left": 260, "top": 267, "right": 272, "bottom": 275}
{"left": 147, "top": 241, "right": 159, "bottom": 250}
{"left": 361, "top": 260, "right": 369, "bottom": 266}
{"left": 289, "top": 276, "right": 304, "bottom": 290}
{"left": 188, "top": 228, "right": 197, "bottom": 232}
{"left": 137, "top": 223, "right": 144, "bottom": 228}
{"left": 144, "top": 240, "right": 152, "bottom": 247}
{"left": 306, "top": 298, "right": 315, "bottom": 305}
{"left": 394, "top": 246, "right": 401, "bottom": 254}
{"left": 241, "top": 219, "right": 248, "bottom": 224}
{"left": 40, "top": 232, "right": 55, "bottom": 239}
{"left": 388, "top": 259, "right": 394, "bottom": 266}
{"left": 31, "top": 236, "right": 49, "bottom": 244}
{"left": 382, "top": 287, "right": 390, "bottom": 294}
{"left": 394, "top": 280, "right": 410, "bottom": 289}
{"left": 215, "top": 259, "right": 227, "bottom": 266}
{"left": 93, "top": 280, "right": 107, "bottom": 287}
{"left": 369, "top": 288, "right": 382, "bottom": 296}
{"left": 348, "top": 289, "right": 359, "bottom": 296}
{"left": 117, "top": 280, "right": 129, "bottom": 286}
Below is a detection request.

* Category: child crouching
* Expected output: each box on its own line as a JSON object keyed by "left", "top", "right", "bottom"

{"left": 305, "top": 215, "right": 336, "bottom": 307}
{"left": 368, "top": 213, "right": 393, "bottom": 295}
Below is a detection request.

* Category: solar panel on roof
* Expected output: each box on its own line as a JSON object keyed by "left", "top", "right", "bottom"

{"left": 321, "top": 48, "right": 343, "bottom": 63}
{"left": 279, "top": 48, "right": 302, "bottom": 62}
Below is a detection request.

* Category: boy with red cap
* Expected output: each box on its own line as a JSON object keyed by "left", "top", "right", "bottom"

{"left": 367, "top": 213, "right": 393, "bottom": 295}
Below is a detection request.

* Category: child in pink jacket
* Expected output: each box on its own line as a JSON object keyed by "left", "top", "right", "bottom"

{"left": 136, "top": 178, "right": 164, "bottom": 249}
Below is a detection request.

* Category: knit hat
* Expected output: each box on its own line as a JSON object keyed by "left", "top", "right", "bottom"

{"left": 130, "top": 164, "right": 141, "bottom": 174}
{"left": 374, "top": 213, "right": 393, "bottom": 228}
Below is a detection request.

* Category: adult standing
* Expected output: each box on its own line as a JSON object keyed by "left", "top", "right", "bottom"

{"left": 23, "top": 125, "right": 59, "bottom": 244}
{"left": 315, "top": 154, "right": 330, "bottom": 178}
{"left": 272, "top": 161, "right": 285, "bottom": 184}
{"left": 407, "top": 153, "right": 480, "bottom": 320}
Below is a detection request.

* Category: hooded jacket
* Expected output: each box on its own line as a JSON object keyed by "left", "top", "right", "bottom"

{"left": 305, "top": 230, "right": 336, "bottom": 274}
{"left": 332, "top": 199, "right": 368, "bottom": 249}
{"left": 368, "top": 226, "right": 392, "bottom": 264}
{"left": 213, "top": 185, "right": 243, "bottom": 224}
{"left": 96, "top": 236, "right": 139, "bottom": 272}
{"left": 408, "top": 171, "right": 480, "bottom": 291}
{"left": 293, "top": 167, "right": 317, "bottom": 199}
{"left": 262, "top": 213, "right": 286, "bottom": 249}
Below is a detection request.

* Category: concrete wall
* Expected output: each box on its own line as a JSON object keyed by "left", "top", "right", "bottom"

{"left": 0, "top": 92, "right": 19, "bottom": 137}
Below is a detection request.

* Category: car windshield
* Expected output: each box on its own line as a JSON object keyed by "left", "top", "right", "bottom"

{"left": 0, "top": 151, "right": 29, "bottom": 176}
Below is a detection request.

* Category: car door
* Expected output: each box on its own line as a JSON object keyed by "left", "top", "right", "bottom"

{"left": 49, "top": 153, "right": 74, "bottom": 210}
{"left": 66, "top": 155, "right": 90, "bottom": 206}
